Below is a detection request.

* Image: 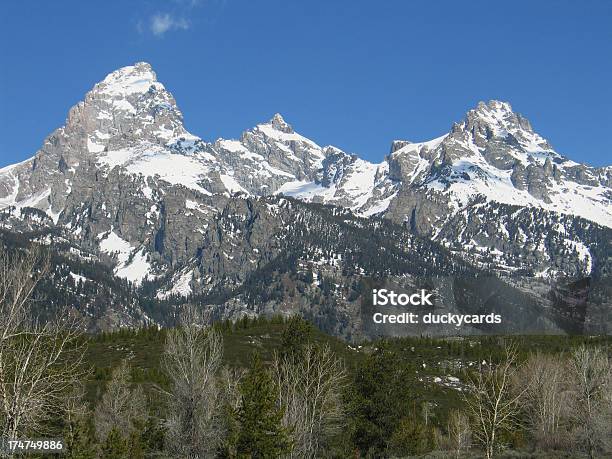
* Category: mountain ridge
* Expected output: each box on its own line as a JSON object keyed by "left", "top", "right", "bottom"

{"left": 1, "top": 62, "right": 610, "bottom": 230}
{"left": 0, "top": 62, "right": 610, "bottom": 337}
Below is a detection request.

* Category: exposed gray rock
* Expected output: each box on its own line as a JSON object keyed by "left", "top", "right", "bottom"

{"left": 0, "top": 62, "right": 610, "bottom": 332}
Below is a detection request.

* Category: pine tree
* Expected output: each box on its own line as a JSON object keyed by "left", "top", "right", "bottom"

{"left": 100, "top": 427, "right": 129, "bottom": 459}
{"left": 389, "top": 417, "right": 435, "bottom": 456}
{"left": 280, "top": 316, "right": 313, "bottom": 360}
{"left": 140, "top": 416, "right": 165, "bottom": 455}
{"left": 235, "top": 353, "right": 291, "bottom": 457}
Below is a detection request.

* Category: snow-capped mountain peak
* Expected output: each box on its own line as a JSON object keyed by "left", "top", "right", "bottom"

{"left": 0, "top": 66, "right": 611, "bottom": 255}
{"left": 382, "top": 100, "right": 612, "bottom": 231}
{"left": 459, "top": 99, "right": 556, "bottom": 160}
{"left": 95, "top": 62, "right": 161, "bottom": 97}
{"left": 1, "top": 65, "right": 611, "bottom": 300}
{"left": 267, "top": 113, "right": 294, "bottom": 133}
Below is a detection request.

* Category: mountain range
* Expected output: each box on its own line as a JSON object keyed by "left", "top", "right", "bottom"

{"left": 1, "top": 62, "right": 610, "bottom": 338}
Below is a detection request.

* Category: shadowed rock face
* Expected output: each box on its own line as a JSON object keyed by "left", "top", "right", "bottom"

{"left": 0, "top": 64, "right": 611, "bottom": 336}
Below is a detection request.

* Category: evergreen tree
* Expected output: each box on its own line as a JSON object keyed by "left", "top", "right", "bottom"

{"left": 389, "top": 417, "right": 435, "bottom": 456}
{"left": 347, "top": 343, "right": 430, "bottom": 456}
{"left": 100, "top": 427, "right": 129, "bottom": 459}
{"left": 235, "top": 353, "right": 291, "bottom": 458}
{"left": 280, "top": 316, "right": 313, "bottom": 360}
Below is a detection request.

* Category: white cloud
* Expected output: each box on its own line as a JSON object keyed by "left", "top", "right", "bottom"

{"left": 150, "top": 13, "right": 190, "bottom": 37}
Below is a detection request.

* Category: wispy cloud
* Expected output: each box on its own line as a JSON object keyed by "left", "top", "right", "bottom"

{"left": 137, "top": 0, "right": 213, "bottom": 38}
{"left": 150, "top": 13, "right": 190, "bottom": 36}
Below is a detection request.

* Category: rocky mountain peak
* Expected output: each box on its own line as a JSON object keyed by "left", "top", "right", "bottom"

{"left": 268, "top": 113, "right": 294, "bottom": 133}
{"left": 477, "top": 99, "right": 513, "bottom": 114}
{"left": 93, "top": 62, "right": 160, "bottom": 96}
{"left": 1, "top": 61, "right": 611, "bottom": 263}
{"left": 465, "top": 100, "right": 531, "bottom": 134}
{"left": 75, "top": 62, "right": 188, "bottom": 154}
{"left": 0, "top": 62, "right": 206, "bottom": 218}
{"left": 390, "top": 140, "right": 412, "bottom": 154}
{"left": 440, "top": 100, "right": 556, "bottom": 166}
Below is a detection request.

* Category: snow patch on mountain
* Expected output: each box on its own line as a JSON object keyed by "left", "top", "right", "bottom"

{"left": 97, "top": 143, "right": 215, "bottom": 196}
{"left": 87, "top": 137, "right": 106, "bottom": 153}
{"left": 115, "top": 248, "right": 152, "bottom": 286}
{"left": 98, "top": 231, "right": 151, "bottom": 285}
{"left": 69, "top": 272, "right": 87, "bottom": 284}
{"left": 256, "top": 122, "right": 314, "bottom": 145}
{"left": 99, "top": 231, "right": 133, "bottom": 262}
{"left": 220, "top": 173, "right": 247, "bottom": 194}
{"left": 276, "top": 158, "right": 388, "bottom": 213}
{"left": 362, "top": 191, "right": 397, "bottom": 217}
{"left": 564, "top": 239, "right": 593, "bottom": 274}
{"left": 277, "top": 181, "right": 329, "bottom": 199}
{"left": 156, "top": 269, "right": 193, "bottom": 299}
{"left": 391, "top": 134, "right": 448, "bottom": 157}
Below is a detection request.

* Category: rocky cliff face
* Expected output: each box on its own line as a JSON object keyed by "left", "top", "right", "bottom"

{"left": 384, "top": 101, "right": 612, "bottom": 231}
{"left": 2, "top": 64, "right": 610, "bottom": 232}
{"left": 0, "top": 63, "right": 610, "bottom": 337}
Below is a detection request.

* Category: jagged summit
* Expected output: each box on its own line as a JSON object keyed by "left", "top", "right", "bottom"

{"left": 460, "top": 99, "right": 552, "bottom": 153}
{"left": 476, "top": 99, "right": 514, "bottom": 114}
{"left": 94, "top": 62, "right": 161, "bottom": 96}
{"left": 267, "top": 113, "right": 294, "bottom": 133}
{"left": 0, "top": 63, "right": 611, "bottom": 303}
{"left": 100, "top": 62, "right": 157, "bottom": 84}
{"left": 0, "top": 63, "right": 610, "bottom": 245}
{"left": 462, "top": 100, "right": 531, "bottom": 134}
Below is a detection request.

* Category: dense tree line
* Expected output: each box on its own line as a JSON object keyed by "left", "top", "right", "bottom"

{"left": 5, "top": 321, "right": 611, "bottom": 457}
{"left": 1, "top": 247, "right": 611, "bottom": 458}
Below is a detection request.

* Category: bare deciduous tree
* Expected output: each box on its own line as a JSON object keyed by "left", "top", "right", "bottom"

{"left": 219, "top": 366, "right": 245, "bottom": 413}
{"left": 517, "top": 352, "right": 568, "bottom": 450}
{"left": 463, "top": 342, "right": 525, "bottom": 459}
{"left": 62, "top": 381, "right": 91, "bottom": 451}
{"left": 162, "top": 305, "right": 223, "bottom": 458}
{"left": 93, "top": 360, "right": 147, "bottom": 442}
{"left": 446, "top": 409, "right": 471, "bottom": 458}
{"left": 567, "top": 345, "right": 612, "bottom": 459}
{"left": 272, "top": 343, "right": 347, "bottom": 459}
{"left": 0, "top": 246, "right": 85, "bottom": 440}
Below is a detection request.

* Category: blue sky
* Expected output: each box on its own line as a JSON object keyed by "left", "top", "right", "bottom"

{"left": 1, "top": 0, "right": 611, "bottom": 167}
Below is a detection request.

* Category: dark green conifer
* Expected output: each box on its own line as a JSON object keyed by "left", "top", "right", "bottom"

{"left": 100, "top": 427, "right": 129, "bottom": 459}
{"left": 235, "top": 353, "right": 291, "bottom": 458}
{"left": 389, "top": 417, "right": 435, "bottom": 456}
{"left": 280, "top": 316, "right": 313, "bottom": 360}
